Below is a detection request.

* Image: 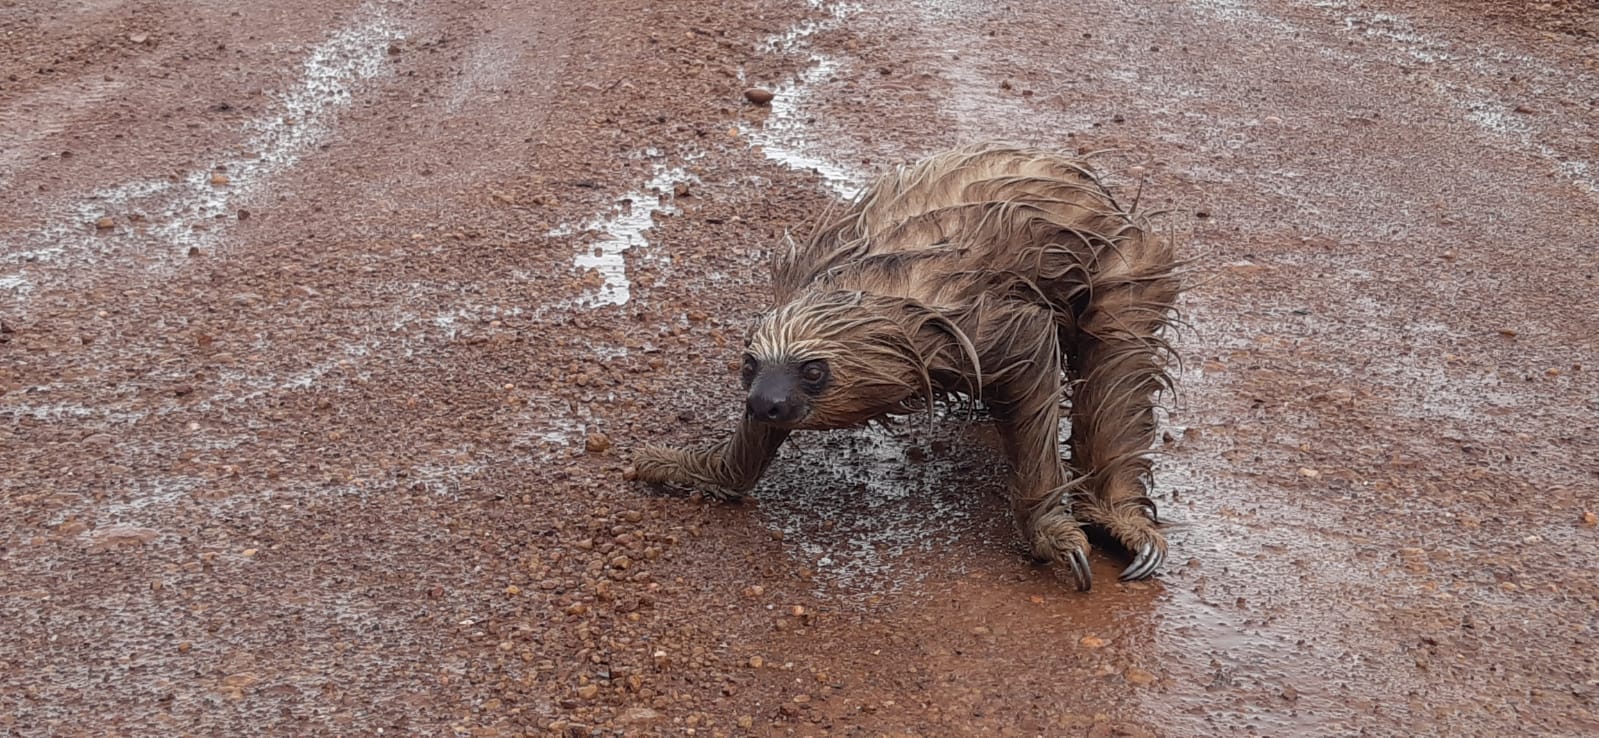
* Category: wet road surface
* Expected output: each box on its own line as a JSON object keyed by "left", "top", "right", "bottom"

{"left": 2, "top": 0, "right": 1597, "bottom": 735}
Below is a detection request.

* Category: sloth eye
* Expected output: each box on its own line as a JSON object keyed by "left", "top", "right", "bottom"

{"left": 799, "top": 360, "right": 828, "bottom": 387}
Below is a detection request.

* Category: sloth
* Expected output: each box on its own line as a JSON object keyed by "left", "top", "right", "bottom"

{"left": 631, "top": 143, "right": 1183, "bottom": 590}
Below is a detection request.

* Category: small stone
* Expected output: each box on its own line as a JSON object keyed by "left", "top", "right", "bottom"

{"left": 177, "top": 641, "right": 192, "bottom": 653}
{"left": 577, "top": 684, "right": 599, "bottom": 700}
{"left": 738, "top": 716, "right": 754, "bottom": 729}
{"left": 209, "top": 172, "right": 230, "bottom": 186}
{"left": 83, "top": 525, "right": 159, "bottom": 549}
{"left": 241, "top": 548, "right": 257, "bottom": 557}
{"left": 1080, "top": 635, "right": 1107, "bottom": 648}
{"left": 748, "top": 655, "right": 764, "bottom": 668}
{"left": 1497, "top": 328, "right": 1518, "bottom": 338}
{"left": 1124, "top": 667, "right": 1157, "bottom": 686}
{"left": 95, "top": 216, "right": 115, "bottom": 230}
{"left": 1582, "top": 511, "right": 1597, "bottom": 527}
{"left": 743, "top": 87, "right": 775, "bottom": 105}
{"left": 618, "top": 708, "right": 663, "bottom": 726}
{"left": 129, "top": 32, "right": 149, "bottom": 44}
{"left": 673, "top": 182, "right": 690, "bottom": 198}
{"left": 585, "top": 433, "right": 611, "bottom": 453}
{"left": 1298, "top": 467, "right": 1320, "bottom": 478}
{"left": 1263, "top": 115, "right": 1283, "bottom": 125}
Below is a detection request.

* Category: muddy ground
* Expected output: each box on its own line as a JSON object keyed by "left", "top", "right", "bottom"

{"left": 2, "top": 0, "right": 1597, "bottom": 736}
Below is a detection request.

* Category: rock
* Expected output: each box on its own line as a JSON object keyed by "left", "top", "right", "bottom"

{"left": 618, "top": 708, "right": 663, "bottom": 725}
{"left": 1581, "top": 511, "right": 1596, "bottom": 527}
{"left": 1123, "top": 666, "right": 1157, "bottom": 686}
{"left": 1080, "top": 635, "right": 1106, "bottom": 648}
{"left": 585, "top": 433, "right": 610, "bottom": 453}
{"left": 95, "top": 216, "right": 115, "bottom": 230}
{"left": 743, "top": 87, "right": 775, "bottom": 105}
{"left": 210, "top": 172, "right": 230, "bottom": 186}
{"left": 218, "top": 672, "right": 259, "bottom": 699}
{"left": 128, "top": 32, "right": 149, "bottom": 44}
{"left": 576, "top": 684, "right": 599, "bottom": 700}
{"left": 83, "top": 525, "right": 159, "bottom": 549}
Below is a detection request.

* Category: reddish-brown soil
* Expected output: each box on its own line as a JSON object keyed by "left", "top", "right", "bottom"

{"left": 3, "top": 0, "right": 1596, "bottom": 736}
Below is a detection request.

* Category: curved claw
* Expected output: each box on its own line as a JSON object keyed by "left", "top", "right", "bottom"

{"left": 1069, "top": 547, "right": 1093, "bottom": 591}
{"left": 1119, "top": 542, "right": 1165, "bottom": 581}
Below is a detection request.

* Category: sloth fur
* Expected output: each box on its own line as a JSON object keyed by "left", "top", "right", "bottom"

{"left": 631, "top": 143, "right": 1182, "bottom": 590}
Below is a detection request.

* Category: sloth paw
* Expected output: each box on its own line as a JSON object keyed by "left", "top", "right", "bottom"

{"left": 629, "top": 446, "right": 745, "bottom": 502}
{"left": 629, "top": 445, "right": 687, "bottom": 484}
{"left": 1030, "top": 513, "right": 1094, "bottom": 592}
{"left": 1080, "top": 502, "right": 1167, "bottom": 581}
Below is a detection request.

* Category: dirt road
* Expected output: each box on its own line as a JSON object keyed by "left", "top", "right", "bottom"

{"left": 3, "top": 0, "right": 1596, "bottom": 735}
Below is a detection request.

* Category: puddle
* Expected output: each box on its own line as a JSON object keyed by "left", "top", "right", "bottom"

{"left": 547, "top": 162, "right": 694, "bottom": 308}
{"left": 757, "top": 420, "right": 998, "bottom": 594}
{"left": 0, "top": 1, "right": 405, "bottom": 299}
{"left": 739, "top": 2, "right": 867, "bottom": 200}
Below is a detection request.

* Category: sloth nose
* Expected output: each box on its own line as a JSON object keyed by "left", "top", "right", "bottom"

{"left": 746, "top": 392, "right": 804, "bottom": 423}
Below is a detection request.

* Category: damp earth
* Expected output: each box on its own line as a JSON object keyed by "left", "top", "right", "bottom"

{"left": 2, "top": 0, "right": 1597, "bottom": 736}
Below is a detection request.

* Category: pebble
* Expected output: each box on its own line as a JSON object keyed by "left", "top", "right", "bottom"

{"left": 1582, "top": 511, "right": 1597, "bottom": 527}
{"left": 210, "top": 172, "right": 230, "bottom": 186}
{"left": 585, "top": 433, "right": 611, "bottom": 453}
{"left": 83, "top": 525, "right": 159, "bottom": 549}
{"left": 1124, "top": 667, "right": 1157, "bottom": 686}
{"left": 95, "top": 216, "right": 115, "bottom": 229}
{"left": 1080, "top": 635, "right": 1107, "bottom": 648}
{"left": 577, "top": 684, "right": 600, "bottom": 700}
{"left": 618, "top": 708, "right": 663, "bottom": 725}
{"left": 1263, "top": 115, "right": 1283, "bottom": 125}
{"left": 743, "top": 87, "right": 775, "bottom": 105}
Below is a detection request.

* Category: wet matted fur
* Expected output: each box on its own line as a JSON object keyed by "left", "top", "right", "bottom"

{"left": 631, "top": 142, "right": 1183, "bottom": 590}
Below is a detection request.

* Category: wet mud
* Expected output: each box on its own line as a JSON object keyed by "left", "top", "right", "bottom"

{"left": 3, "top": 0, "right": 1597, "bottom": 735}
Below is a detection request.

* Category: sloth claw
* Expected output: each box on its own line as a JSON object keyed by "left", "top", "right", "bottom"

{"left": 1068, "top": 547, "right": 1093, "bottom": 591}
{"left": 1119, "top": 541, "right": 1164, "bottom": 582}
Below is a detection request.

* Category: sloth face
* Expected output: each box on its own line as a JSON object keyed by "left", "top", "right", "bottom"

{"left": 739, "top": 354, "right": 832, "bottom": 425}
{"left": 739, "top": 291, "right": 930, "bottom": 430}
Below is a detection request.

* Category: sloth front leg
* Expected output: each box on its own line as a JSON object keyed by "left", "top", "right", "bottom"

{"left": 982, "top": 309, "right": 1094, "bottom": 591}
{"left": 631, "top": 416, "right": 790, "bottom": 500}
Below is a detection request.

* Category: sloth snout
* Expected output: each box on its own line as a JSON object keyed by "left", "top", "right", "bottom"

{"left": 746, "top": 390, "right": 805, "bottom": 424}
{"left": 745, "top": 386, "right": 805, "bottom": 421}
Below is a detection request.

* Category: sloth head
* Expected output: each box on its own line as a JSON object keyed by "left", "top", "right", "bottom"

{"left": 739, "top": 290, "right": 965, "bottom": 430}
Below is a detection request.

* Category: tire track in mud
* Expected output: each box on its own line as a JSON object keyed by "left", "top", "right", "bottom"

{"left": 0, "top": 1, "right": 405, "bottom": 301}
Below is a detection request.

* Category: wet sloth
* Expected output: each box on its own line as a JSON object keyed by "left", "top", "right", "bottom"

{"left": 632, "top": 143, "right": 1182, "bottom": 590}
